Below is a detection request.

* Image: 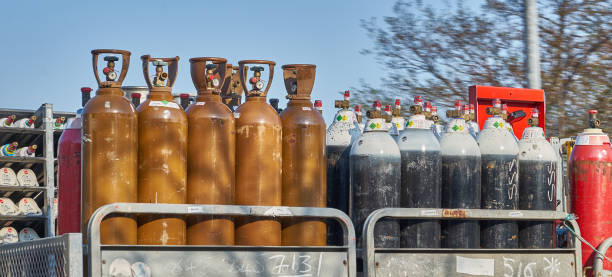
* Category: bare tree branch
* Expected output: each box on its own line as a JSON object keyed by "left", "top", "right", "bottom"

{"left": 356, "top": 0, "right": 611, "bottom": 137}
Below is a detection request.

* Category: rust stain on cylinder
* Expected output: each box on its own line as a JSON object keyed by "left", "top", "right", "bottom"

{"left": 279, "top": 64, "right": 327, "bottom": 246}
{"left": 137, "top": 55, "right": 187, "bottom": 245}
{"left": 82, "top": 49, "right": 137, "bottom": 245}
{"left": 234, "top": 60, "right": 282, "bottom": 246}
{"left": 186, "top": 57, "right": 235, "bottom": 245}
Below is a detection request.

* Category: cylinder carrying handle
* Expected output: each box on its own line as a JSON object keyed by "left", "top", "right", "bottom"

{"left": 141, "top": 55, "right": 179, "bottom": 90}
{"left": 189, "top": 57, "right": 228, "bottom": 94}
{"left": 238, "top": 60, "right": 275, "bottom": 97}
{"left": 91, "top": 49, "right": 131, "bottom": 88}
{"left": 282, "top": 64, "right": 316, "bottom": 100}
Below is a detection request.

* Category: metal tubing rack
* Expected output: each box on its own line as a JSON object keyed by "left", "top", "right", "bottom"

{"left": 0, "top": 104, "right": 74, "bottom": 238}
{"left": 87, "top": 203, "right": 357, "bottom": 277}
{"left": 362, "top": 208, "right": 582, "bottom": 277}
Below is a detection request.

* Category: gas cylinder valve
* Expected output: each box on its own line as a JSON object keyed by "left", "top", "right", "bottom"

{"left": 527, "top": 108, "right": 540, "bottom": 127}
{"left": 142, "top": 55, "right": 179, "bottom": 91}
{"left": 384, "top": 105, "right": 393, "bottom": 123}
{"left": 424, "top": 102, "right": 439, "bottom": 122}
{"left": 588, "top": 110, "right": 601, "bottom": 128}
{"left": 238, "top": 60, "right": 275, "bottom": 99}
{"left": 1, "top": 115, "right": 16, "bottom": 127}
{"left": 152, "top": 60, "right": 169, "bottom": 87}
{"left": 446, "top": 100, "right": 467, "bottom": 120}
{"left": 249, "top": 66, "right": 265, "bottom": 91}
{"left": 469, "top": 104, "right": 476, "bottom": 121}
{"left": 205, "top": 64, "right": 220, "bottom": 89}
{"left": 314, "top": 100, "right": 323, "bottom": 114}
{"left": 463, "top": 104, "right": 470, "bottom": 120}
{"left": 366, "top": 100, "right": 383, "bottom": 120}
{"left": 54, "top": 117, "right": 66, "bottom": 128}
{"left": 131, "top": 93, "right": 141, "bottom": 107}
{"left": 392, "top": 99, "right": 402, "bottom": 117}
{"left": 191, "top": 57, "right": 227, "bottom": 97}
{"left": 486, "top": 98, "right": 502, "bottom": 116}
{"left": 431, "top": 106, "right": 440, "bottom": 123}
{"left": 409, "top": 96, "right": 423, "bottom": 114}
{"left": 501, "top": 104, "right": 509, "bottom": 121}
{"left": 335, "top": 90, "right": 351, "bottom": 110}
{"left": 93, "top": 49, "right": 130, "bottom": 88}
{"left": 103, "top": 56, "right": 119, "bottom": 81}
{"left": 354, "top": 105, "right": 363, "bottom": 123}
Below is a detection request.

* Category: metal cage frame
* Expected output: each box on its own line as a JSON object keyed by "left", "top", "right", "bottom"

{"left": 87, "top": 203, "right": 357, "bottom": 276}
{"left": 362, "top": 208, "right": 582, "bottom": 276}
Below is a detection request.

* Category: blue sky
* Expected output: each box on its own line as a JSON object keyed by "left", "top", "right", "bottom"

{"left": 1, "top": 0, "right": 461, "bottom": 123}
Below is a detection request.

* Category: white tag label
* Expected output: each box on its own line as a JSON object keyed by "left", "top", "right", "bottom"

{"left": 234, "top": 113, "right": 240, "bottom": 118}
{"left": 420, "top": 209, "right": 439, "bottom": 216}
{"left": 0, "top": 227, "right": 18, "bottom": 243}
{"left": 509, "top": 211, "right": 523, "bottom": 217}
{"left": 263, "top": 207, "right": 293, "bottom": 217}
{"left": 0, "top": 168, "right": 16, "bottom": 186}
{"left": 18, "top": 198, "right": 41, "bottom": 215}
{"left": 19, "top": 227, "right": 39, "bottom": 241}
{"left": 187, "top": 206, "right": 204, "bottom": 213}
{"left": 195, "top": 102, "right": 206, "bottom": 106}
{"left": 0, "top": 198, "right": 17, "bottom": 215}
{"left": 17, "top": 169, "right": 37, "bottom": 187}
{"left": 149, "top": 101, "right": 180, "bottom": 109}
{"left": 302, "top": 107, "right": 312, "bottom": 111}
{"left": 406, "top": 118, "right": 429, "bottom": 129}
{"left": 456, "top": 256, "right": 494, "bottom": 276}
{"left": 104, "top": 101, "right": 110, "bottom": 109}
{"left": 575, "top": 135, "right": 590, "bottom": 145}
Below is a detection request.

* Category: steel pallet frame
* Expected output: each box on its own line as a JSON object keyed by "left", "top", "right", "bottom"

{"left": 87, "top": 203, "right": 357, "bottom": 277}
{"left": 362, "top": 208, "right": 582, "bottom": 276}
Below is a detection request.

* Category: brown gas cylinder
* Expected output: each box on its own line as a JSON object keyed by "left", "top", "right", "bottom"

{"left": 234, "top": 60, "right": 282, "bottom": 246}
{"left": 82, "top": 49, "right": 137, "bottom": 244}
{"left": 280, "top": 64, "right": 327, "bottom": 246}
{"left": 186, "top": 57, "right": 235, "bottom": 245}
{"left": 137, "top": 55, "right": 187, "bottom": 245}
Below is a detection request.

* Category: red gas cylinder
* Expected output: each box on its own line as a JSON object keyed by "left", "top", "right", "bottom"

{"left": 569, "top": 110, "right": 612, "bottom": 271}
{"left": 57, "top": 87, "right": 91, "bottom": 234}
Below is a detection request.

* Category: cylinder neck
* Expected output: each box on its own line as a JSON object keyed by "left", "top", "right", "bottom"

{"left": 197, "top": 89, "right": 218, "bottom": 96}
{"left": 246, "top": 96, "right": 266, "bottom": 102}
{"left": 287, "top": 99, "right": 312, "bottom": 106}
{"left": 287, "top": 95, "right": 311, "bottom": 101}
{"left": 196, "top": 94, "right": 221, "bottom": 102}
{"left": 148, "top": 88, "right": 173, "bottom": 101}
{"left": 95, "top": 87, "right": 124, "bottom": 96}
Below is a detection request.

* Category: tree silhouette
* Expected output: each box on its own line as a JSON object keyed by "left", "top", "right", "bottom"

{"left": 354, "top": 0, "right": 610, "bottom": 137}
